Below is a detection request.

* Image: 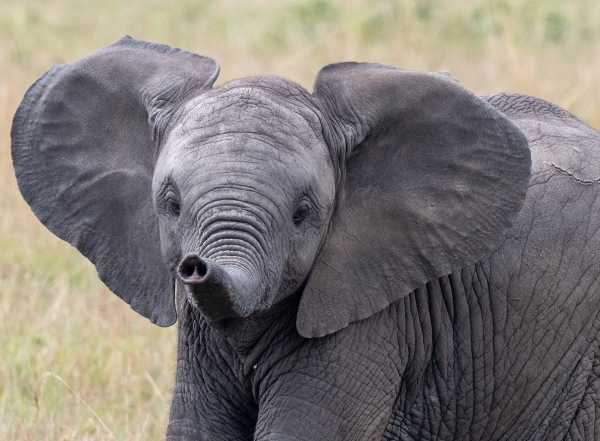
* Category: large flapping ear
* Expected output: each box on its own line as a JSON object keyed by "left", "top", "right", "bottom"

{"left": 11, "top": 37, "right": 219, "bottom": 326}
{"left": 297, "top": 62, "right": 531, "bottom": 337}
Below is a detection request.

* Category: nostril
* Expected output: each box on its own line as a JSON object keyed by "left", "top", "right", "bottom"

{"left": 178, "top": 254, "right": 208, "bottom": 283}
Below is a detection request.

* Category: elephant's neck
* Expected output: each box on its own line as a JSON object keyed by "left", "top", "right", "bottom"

{"left": 178, "top": 289, "right": 303, "bottom": 375}
{"left": 212, "top": 291, "right": 301, "bottom": 354}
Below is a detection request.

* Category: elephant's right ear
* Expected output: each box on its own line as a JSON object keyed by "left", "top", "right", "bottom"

{"left": 11, "top": 37, "right": 219, "bottom": 326}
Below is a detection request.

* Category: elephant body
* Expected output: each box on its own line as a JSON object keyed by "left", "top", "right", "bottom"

{"left": 169, "top": 94, "right": 600, "bottom": 440}
{"left": 11, "top": 38, "right": 600, "bottom": 440}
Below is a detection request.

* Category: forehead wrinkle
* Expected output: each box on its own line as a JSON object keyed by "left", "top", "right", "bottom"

{"left": 182, "top": 135, "right": 323, "bottom": 175}
{"left": 216, "top": 76, "right": 326, "bottom": 133}
{"left": 178, "top": 86, "right": 324, "bottom": 153}
{"left": 179, "top": 135, "right": 319, "bottom": 183}
{"left": 166, "top": 135, "right": 329, "bottom": 208}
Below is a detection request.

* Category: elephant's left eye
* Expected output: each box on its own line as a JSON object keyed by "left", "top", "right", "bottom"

{"left": 293, "top": 206, "right": 310, "bottom": 226}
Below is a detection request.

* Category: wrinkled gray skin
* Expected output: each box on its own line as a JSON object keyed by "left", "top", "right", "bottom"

{"left": 11, "top": 37, "right": 600, "bottom": 440}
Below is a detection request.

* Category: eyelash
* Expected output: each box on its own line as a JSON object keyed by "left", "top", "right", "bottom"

{"left": 166, "top": 197, "right": 180, "bottom": 218}
{"left": 159, "top": 186, "right": 181, "bottom": 219}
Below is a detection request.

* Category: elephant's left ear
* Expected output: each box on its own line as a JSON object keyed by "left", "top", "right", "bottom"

{"left": 297, "top": 62, "right": 531, "bottom": 338}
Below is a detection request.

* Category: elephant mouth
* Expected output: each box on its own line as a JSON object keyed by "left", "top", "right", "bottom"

{"left": 177, "top": 253, "right": 263, "bottom": 322}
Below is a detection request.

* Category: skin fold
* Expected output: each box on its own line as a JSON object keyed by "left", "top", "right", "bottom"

{"left": 11, "top": 37, "right": 600, "bottom": 440}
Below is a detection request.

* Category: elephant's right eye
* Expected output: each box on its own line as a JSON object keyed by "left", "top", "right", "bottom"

{"left": 157, "top": 183, "right": 181, "bottom": 220}
{"left": 166, "top": 198, "right": 181, "bottom": 218}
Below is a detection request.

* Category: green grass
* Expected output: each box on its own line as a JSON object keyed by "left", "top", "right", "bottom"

{"left": 1, "top": 0, "right": 599, "bottom": 439}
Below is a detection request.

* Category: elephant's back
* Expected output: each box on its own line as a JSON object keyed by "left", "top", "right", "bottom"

{"left": 473, "top": 93, "right": 600, "bottom": 439}
{"left": 485, "top": 92, "right": 600, "bottom": 330}
{"left": 484, "top": 92, "right": 600, "bottom": 290}
{"left": 484, "top": 92, "right": 600, "bottom": 186}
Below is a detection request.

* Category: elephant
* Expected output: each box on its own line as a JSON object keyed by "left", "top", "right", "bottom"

{"left": 11, "top": 36, "right": 600, "bottom": 440}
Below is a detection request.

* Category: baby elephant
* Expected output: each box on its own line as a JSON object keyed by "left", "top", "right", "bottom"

{"left": 12, "top": 36, "right": 600, "bottom": 440}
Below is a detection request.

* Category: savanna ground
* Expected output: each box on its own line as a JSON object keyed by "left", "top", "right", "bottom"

{"left": 1, "top": 0, "right": 599, "bottom": 439}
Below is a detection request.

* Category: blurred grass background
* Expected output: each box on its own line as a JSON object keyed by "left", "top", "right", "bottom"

{"left": 1, "top": 0, "right": 599, "bottom": 439}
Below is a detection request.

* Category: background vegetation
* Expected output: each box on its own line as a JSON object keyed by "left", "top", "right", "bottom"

{"left": 1, "top": 0, "right": 599, "bottom": 439}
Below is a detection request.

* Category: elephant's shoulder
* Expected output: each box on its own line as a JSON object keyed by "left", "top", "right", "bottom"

{"left": 483, "top": 92, "right": 600, "bottom": 186}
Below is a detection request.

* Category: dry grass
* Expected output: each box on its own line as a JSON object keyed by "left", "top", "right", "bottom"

{"left": 1, "top": 0, "right": 599, "bottom": 439}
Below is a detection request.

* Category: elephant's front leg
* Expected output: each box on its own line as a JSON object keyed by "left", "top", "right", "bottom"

{"left": 254, "top": 323, "right": 404, "bottom": 441}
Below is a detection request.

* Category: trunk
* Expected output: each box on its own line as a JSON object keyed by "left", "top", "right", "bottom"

{"left": 178, "top": 253, "right": 262, "bottom": 321}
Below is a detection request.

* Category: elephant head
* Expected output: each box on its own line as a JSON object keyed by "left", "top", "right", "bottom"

{"left": 11, "top": 37, "right": 530, "bottom": 338}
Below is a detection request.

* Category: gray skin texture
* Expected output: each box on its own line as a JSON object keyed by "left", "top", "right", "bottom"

{"left": 11, "top": 37, "right": 600, "bottom": 440}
